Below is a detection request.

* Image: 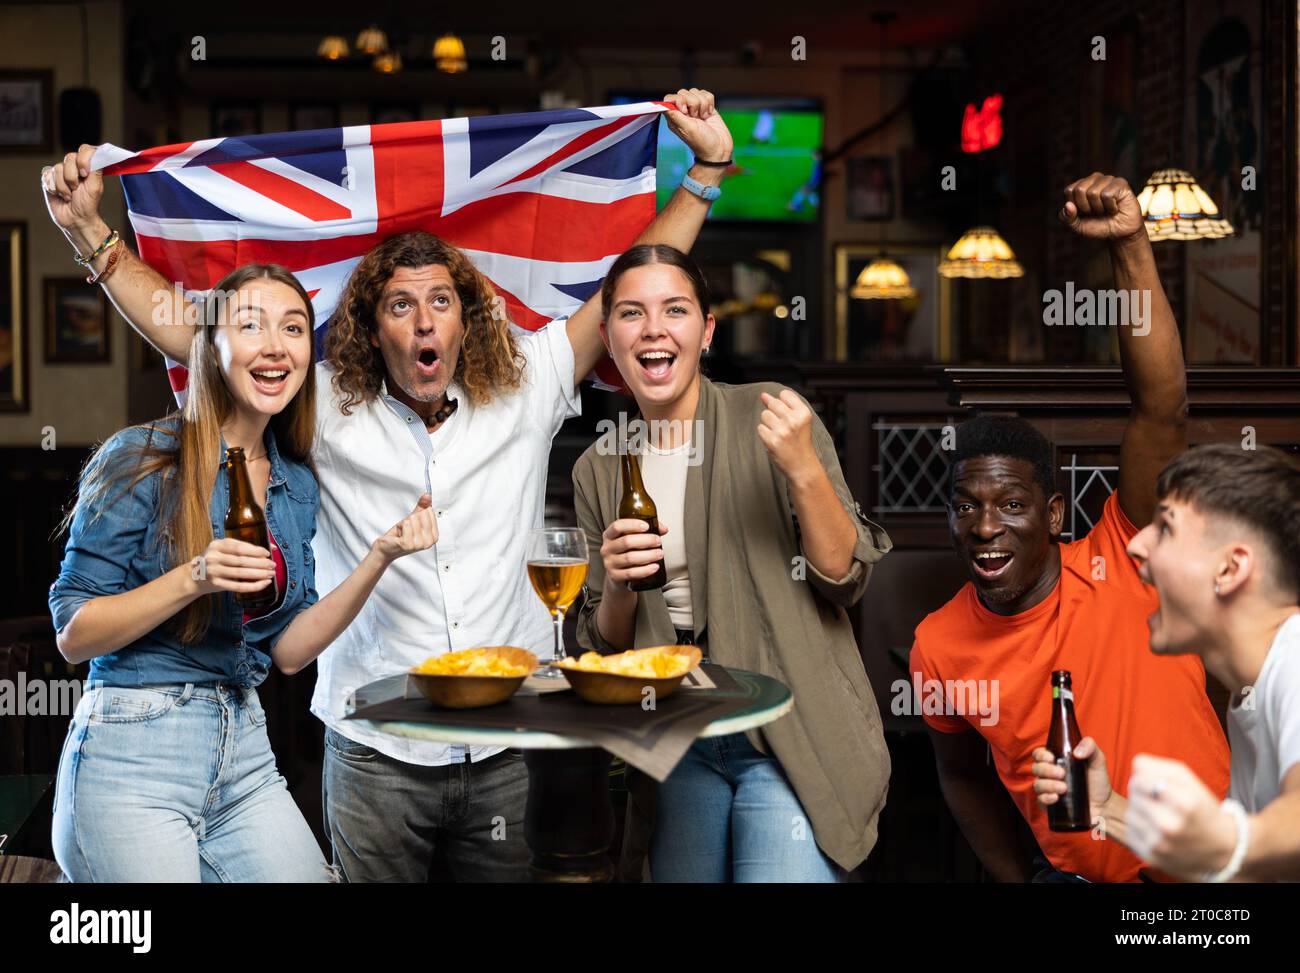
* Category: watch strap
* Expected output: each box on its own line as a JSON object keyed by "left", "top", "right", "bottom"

{"left": 682, "top": 173, "right": 721, "bottom": 202}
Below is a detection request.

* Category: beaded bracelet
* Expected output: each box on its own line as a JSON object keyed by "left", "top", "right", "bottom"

{"left": 86, "top": 237, "right": 124, "bottom": 285}
{"left": 73, "top": 228, "right": 119, "bottom": 268}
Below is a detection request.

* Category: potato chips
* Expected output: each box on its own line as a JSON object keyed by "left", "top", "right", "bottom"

{"left": 558, "top": 649, "right": 692, "bottom": 679}
{"left": 412, "top": 649, "right": 532, "bottom": 677}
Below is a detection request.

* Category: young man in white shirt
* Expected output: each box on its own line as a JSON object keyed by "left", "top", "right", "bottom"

{"left": 1031, "top": 444, "right": 1300, "bottom": 881}
{"left": 43, "top": 88, "right": 734, "bottom": 881}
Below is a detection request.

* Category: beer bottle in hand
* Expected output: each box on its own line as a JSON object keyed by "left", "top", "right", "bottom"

{"left": 1046, "top": 669, "right": 1091, "bottom": 832}
{"left": 618, "top": 447, "right": 667, "bottom": 592}
{"left": 224, "top": 446, "right": 277, "bottom": 613}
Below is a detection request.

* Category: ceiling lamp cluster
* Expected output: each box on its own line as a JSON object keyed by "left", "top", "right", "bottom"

{"left": 935, "top": 168, "right": 1232, "bottom": 281}
{"left": 316, "top": 25, "right": 468, "bottom": 75}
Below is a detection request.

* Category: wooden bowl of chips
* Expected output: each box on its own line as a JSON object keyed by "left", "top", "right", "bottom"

{"left": 409, "top": 646, "right": 538, "bottom": 709}
{"left": 555, "top": 646, "right": 702, "bottom": 705}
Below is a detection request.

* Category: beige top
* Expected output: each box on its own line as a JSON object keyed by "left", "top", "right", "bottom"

{"left": 640, "top": 440, "right": 692, "bottom": 630}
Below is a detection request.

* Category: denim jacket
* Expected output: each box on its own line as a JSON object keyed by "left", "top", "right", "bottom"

{"left": 49, "top": 417, "right": 320, "bottom": 689}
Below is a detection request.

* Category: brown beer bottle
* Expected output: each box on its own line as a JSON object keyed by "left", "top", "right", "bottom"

{"left": 224, "top": 446, "right": 278, "bottom": 613}
{"left": 1046, "top": 669, "right": 1091, "bottom": 832}
{"left": 618, "top": 447, "right": 667, "bottom": 592}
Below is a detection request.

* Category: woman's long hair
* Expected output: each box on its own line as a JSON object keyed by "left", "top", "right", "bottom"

{"left": 58, "top": 264, "right": 317, "bottom": 644}
{"left": 324, "top": 230, "right": 524, "bottom": 414}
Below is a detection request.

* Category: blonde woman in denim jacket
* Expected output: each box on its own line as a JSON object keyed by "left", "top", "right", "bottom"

{"left": 46, "top": 261, "right": 437, "bottom": 882}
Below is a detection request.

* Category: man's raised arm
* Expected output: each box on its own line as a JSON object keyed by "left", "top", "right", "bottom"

{"left": 566, "top": 89, "right": 734, "bottom": 381}
{"left": 42, "top": 144, "right": 198, "bottom": 365}
{"left": 1058, "top": 173, "right": 1188, "bottom": 527}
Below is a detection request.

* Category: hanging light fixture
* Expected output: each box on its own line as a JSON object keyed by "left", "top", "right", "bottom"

{"left": 854, "top": 11, "right": 915, "bottom": 301}
{"left": 853, "top": 257, "right": 917, "bottom": 299}
{"left": 1136, "top": 168, "right": 1234, "bottom": 241}
{"left": 373, "top": 51, "right": 403, "bottom": 74}
{"left": 434, "top": 32, "right": 468, "bottom": 73}
{"left": 356, "top": 25, "right": 388, "bottom": 55}
{"left": 317, "top": 35, "right": 349, "bottom": 60}
{"left": 939, "top": 226, "right": 1024, "bottom": 279}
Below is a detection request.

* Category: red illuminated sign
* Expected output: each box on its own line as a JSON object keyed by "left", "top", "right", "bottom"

{"left": 961, "top": 94, "right": 1003, "bottom": 153}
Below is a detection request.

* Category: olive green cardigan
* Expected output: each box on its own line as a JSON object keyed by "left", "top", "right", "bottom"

{"left": 572, "top": 377, "right": 893, "bottom": 872}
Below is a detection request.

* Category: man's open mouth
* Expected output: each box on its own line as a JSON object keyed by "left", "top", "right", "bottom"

{"left": 250, "top": 368, "right": 289, "bottom": 395}
{"left": 636, "top": 349, "right": 676, "bottom": 382}
{"left": 971, "top": 550, "right": 1014, "bottom": 579}
{"left": 416, "top": 347, "right": 440, "bottom": 378}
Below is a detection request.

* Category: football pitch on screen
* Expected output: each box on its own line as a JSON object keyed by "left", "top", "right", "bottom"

{"left": 655, "top": 109, "right": 823, "bottom": 222}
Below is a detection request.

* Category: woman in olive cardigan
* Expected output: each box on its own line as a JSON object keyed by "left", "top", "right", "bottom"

{"left": 572, "top": 244, "right": 892, "bottom": 882}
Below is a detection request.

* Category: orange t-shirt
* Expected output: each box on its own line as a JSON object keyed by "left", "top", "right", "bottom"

{"left": 909, "top": 493, "right": 1230, "bottom": 882}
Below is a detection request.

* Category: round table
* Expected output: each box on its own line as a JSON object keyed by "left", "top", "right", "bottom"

{"left": 348, "top": 667, "right": 791, "bottom": 881}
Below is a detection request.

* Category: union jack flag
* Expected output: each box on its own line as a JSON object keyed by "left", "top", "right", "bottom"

{"left": 90, "top": 103, "right": 670, "bottom": 398}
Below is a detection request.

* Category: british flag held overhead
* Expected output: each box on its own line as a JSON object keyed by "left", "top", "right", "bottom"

{"left": 90, "top": 102, "right": 670, "bottom": 399}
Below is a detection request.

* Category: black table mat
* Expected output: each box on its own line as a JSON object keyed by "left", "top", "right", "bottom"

{"left": 346, "top": 664, "right": 758, "bottom": 781}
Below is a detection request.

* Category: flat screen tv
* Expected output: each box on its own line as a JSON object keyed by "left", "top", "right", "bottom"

{"left": 610, "top": 94, "right": 823, "bottom": 222}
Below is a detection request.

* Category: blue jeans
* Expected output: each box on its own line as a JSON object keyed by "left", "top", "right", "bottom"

{"left": 52, "top": 684, "right": 330, "bottom": 883}
{"left": 650, "top": 732, "right": 842, "bottom": 883}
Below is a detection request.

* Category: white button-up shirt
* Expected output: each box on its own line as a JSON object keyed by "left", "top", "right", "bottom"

{"left": 309, "top": 318, "right": 581, "bottom": 765}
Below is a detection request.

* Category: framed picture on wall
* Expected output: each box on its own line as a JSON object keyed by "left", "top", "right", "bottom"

{"left": 833, "top": 242, "right": 952, "bottom": 363}
{"left": 211, "top": 102, "right": 261, "bottom": 138}
{"left": 0, "top": 70, "right": 54, "bottom": 152}
{"left": 846, "top": 156, "right": 895, "bottom": 221}
{"left": 45, "top": 277, "right": 110, "bottom": 364}
{"left": 290, "top": 103, "right": 339, "bottom": 132}
{"left": 0, "top": 222, "right": 28, "bottom": 411}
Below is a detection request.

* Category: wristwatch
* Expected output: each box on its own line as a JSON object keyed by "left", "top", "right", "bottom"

{"left": 682, "top": 173, "right": 721, "bottom": 202}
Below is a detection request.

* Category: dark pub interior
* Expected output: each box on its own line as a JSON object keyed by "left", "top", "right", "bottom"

{"left": 0, "top": 0, "right": 1296, "bottom": 943}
